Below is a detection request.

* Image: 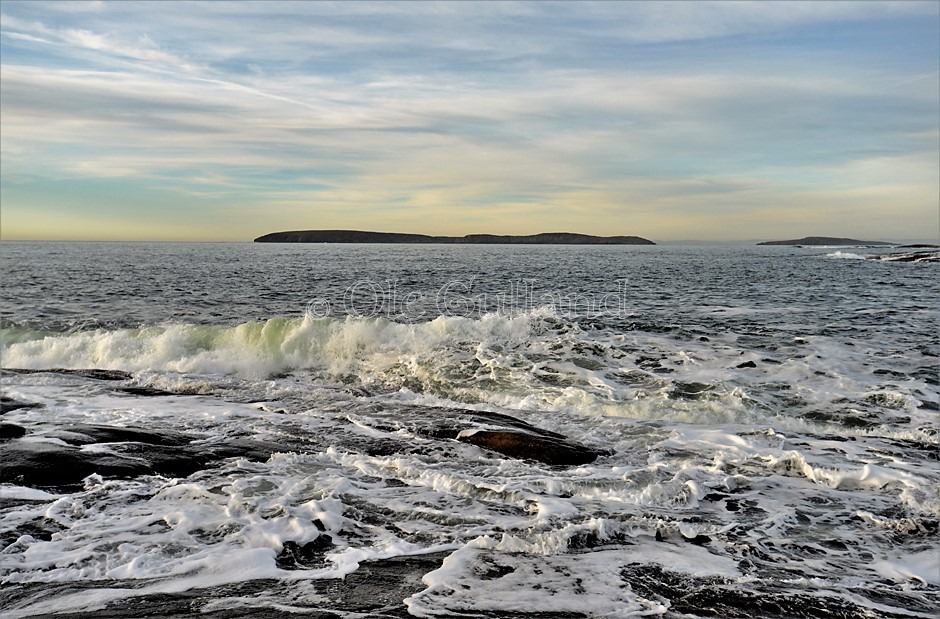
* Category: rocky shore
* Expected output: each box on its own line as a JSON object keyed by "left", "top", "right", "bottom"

{"left": 1, "top": 369, "right": 605, "bottom": 495}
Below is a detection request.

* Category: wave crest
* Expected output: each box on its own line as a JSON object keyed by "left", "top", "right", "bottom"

{"left": 0, "top": 312, "right": 539, "bottom": 379}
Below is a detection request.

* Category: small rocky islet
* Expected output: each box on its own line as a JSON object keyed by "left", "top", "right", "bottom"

{"left": 756, "top": 236, "right": 939, "bottom": 262}
{"left": 756, "top": 236, "right": 893, "bottom": 246}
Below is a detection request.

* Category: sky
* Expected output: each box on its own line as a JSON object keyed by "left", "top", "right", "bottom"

{"left": 1, "top": 1, "right": 938, "bottom": 242}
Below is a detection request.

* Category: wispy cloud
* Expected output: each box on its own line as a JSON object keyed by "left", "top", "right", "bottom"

{"left": 1, "top": 1, "right": 937, "bottom": 240}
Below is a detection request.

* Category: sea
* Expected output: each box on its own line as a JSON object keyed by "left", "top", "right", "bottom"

{"left": 0, "top": 242, "right": 937, "bottom": 618}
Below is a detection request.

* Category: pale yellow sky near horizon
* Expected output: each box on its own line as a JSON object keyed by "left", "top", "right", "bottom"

{"left": 1, "top": 1, "right": 938, "bottom": 243}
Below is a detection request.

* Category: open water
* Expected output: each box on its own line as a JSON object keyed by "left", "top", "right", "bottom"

{"left": 0, "top": 242, "right": 937, "bottom": 617}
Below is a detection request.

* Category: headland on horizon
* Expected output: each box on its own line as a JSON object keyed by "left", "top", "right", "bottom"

{"left": 254, "top": 230, "right": 656, "bottom": 244}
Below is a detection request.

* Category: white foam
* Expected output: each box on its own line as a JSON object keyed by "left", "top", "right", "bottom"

{"left": 825, "top": 251, "right": 867, "bottom": 259}
{"left": 407, "top": 542, "right": 666, "bottom": 618}
{"left": 0, "top": 486, "right": 61, "bottom": 501}
{"left": 2, "top": 300, "right": 938, "bottom": 617}
{"left": 407, "top": 535, "right": 740, "bottom": 617}
{"left": 872, "top": 548, "right": 940, "bottom": 585}
{"left": 3, "top": 307, "right": 935, "bottom": 434}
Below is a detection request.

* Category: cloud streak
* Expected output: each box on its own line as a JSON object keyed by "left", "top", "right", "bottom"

{"left": 1, "top": 1, "right": 937, "bottom": 241}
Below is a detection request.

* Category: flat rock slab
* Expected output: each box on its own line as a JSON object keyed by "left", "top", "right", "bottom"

{"left": 418, "top": 407, "right": 569, "bottom": 441}
{"left": 46, "top": 424, "right": 194, "bottom": 446}
{"left": 0, "top": 424, "right": 300, "bottom": 491}
{"left": 0, "top": 441, "right": 154, "bottom": 489}
{"left": 4, "top": 368, "right": 133, "bottom": 381}
{"left": 621, "top": 563, "right": 926, "bottom": 619}
{"left": 0, "top": 551, "right": 588, "bottom": 618}
{"left": 110, "top": 386, "right": 181, "bottom": 397}
{"left": 0, "top": 395, "right": 44, "bottom": 415}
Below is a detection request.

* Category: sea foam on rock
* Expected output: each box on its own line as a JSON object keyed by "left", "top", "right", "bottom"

{"left": 0, "top": 423, "right": 295, "bottom": 490}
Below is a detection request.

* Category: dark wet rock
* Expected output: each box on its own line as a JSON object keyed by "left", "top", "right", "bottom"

{"left": 102, "top": 443, "right": 217, "bottom": 479}
{"left": 635, "top": 355, "right": 667, "bottom": 371}
{"left": 104, "top": 439, "right": 285, "bottom": 479}
{"left": 699, "top": 336, "right": 710, "bottom": 342}
{"left": 801, "top": 409, "right": 879, "bottom": 428}
{"left": 820, "top": 539, "right": 849, "bottom": 551}
{"left": 0, "top": 517, "right": 67, "bottom": 548}
{"left": 421, "top": 408, "right": 568, "bottom": 442}
{"left": 111, "top": 386, "right": 180, "bottom": 397}
{"left": 4, "top": 368, "right": 133, "bottom": 381}
{"left": 47, "top": 424, "right": 193, "bottom": 447}
{"left": 458, "top": 429, "right": 604, "bottom": 466}
{"left": 702, "top": 492, "right": 729, "bottom": 502}
{"left": 622, "top": 563, "right": 911, "bottom": 619}
{"left": 864, "top": 393, "right": 907, "bottom": 409}
{"left": 566, "top": 529, "right": 635, "bottom": 551}
{"left": 736, "top": 360, "right": 757, "bottom": 369}
{"left": 869, "top": 250, "right": 940, "bottom": 263}
{"left": 0, "top": 423, "right": 296, "bottom": 490}
{"left": 873, "top": 368, "right": 905, "bottom": 377}
{"left": 877, "top": 437, "right": 940, "bottom": 463}
{"left": 0, "top": 423, "right": 27, "bottom": 439}
{"left": 345, "top": 405, "right": 608, "bottom": 466}
{"left": 0, "top": 442, "right": 153, "bottom": 489}
{"left": 681, "top": 532, "right": 712, "bottom": 545}
{"left": 669, "top": 381, "right": 715, "bottom": 400}
{"left": 0, "top": 395, "right": 43, "bottom": 415}
{"left": 917, "top": 370, "right": 939, "bottom": 387}
{"left": 0, "top": 552, "right": 481, "bottom": 619}
{"left": 605, "top": 369, "right": 666, "bottom": 388}
{"left": 275, "top": 535, "right": 335, "bottom": 569}
{"left": 424, "top": 408, "right": 606, "bottom": 466}
{"left": 201, "top": 438, "right": 286, "bottom": 462}
{"left": 362, "top": 437, "right": 415, "bottom": 457}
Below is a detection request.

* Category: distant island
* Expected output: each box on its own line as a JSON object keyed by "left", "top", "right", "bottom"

{"left": 254, "top": 230, "right": 655, "bottom": 244}
{"left": 757, "top": 236, "right": 892, "bottom": 246}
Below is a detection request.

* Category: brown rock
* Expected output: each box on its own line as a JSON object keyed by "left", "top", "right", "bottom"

{"left": 458, "top": 429, "right": 604, "bottom": 466}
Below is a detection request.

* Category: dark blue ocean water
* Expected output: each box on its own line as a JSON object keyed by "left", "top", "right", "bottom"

{"left": 1, "top": 242, "right": 937, "bottom": 617}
